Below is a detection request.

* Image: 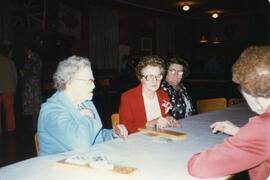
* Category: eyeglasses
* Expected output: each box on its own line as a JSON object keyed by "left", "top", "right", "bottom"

{"left": 74, "top": 78, "right": 95, "bottom": 84}
{"left": 142, "top": 74, "right": 163, "bottom": 81}
{"left": 168, "top": 69, "right": 183, "bottom": 76}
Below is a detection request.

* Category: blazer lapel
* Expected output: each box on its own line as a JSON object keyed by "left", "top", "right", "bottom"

{"left": 157, "top": 90, "right": 167, "bottom": 117}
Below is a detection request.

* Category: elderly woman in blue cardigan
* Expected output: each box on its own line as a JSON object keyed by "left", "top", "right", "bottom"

{"left": 37, "top": 56, "right": 128, "bottom": 156}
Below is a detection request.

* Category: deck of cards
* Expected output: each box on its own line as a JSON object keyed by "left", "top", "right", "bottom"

{"left": 56, "top": 153, "right": 138, "bottom": 175}
{"left": 63, "top": 154, "right": 113, "bottom": 170}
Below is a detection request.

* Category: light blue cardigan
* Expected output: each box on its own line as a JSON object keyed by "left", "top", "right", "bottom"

{"left": 37, "top": 91, "right": 113, "bottom": 156}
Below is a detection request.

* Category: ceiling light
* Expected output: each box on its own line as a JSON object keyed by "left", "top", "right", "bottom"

{"left": 213, "top": 37, "right": 220, "bottom": 44}
{"left": 182, "top": 5, "right": 190, "bottom": 11}
{"left": 212, "top": 13, "right": 219, "bottom": 19}
{"left": 200, "top": 35, "right": 207, "bottom": 43}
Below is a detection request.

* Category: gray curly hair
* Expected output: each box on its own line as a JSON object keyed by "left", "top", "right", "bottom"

{"left": 53, "top": 56, "right": 91, "bottom": 90}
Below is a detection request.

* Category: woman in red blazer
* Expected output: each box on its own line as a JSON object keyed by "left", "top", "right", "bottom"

{"left": 119, "top": 56, "right": 180, "bottom": 134}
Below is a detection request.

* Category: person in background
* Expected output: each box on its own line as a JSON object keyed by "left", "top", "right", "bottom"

{"left": 119, "top": 56, "right": 180, "bottom": 134}
{"left": 21, "top": 43, "right": 42, "bottom": 130}
{"left": 160, "top": 57, "right": 195, "bottom": 120}
{"left": 38, "top": 56, "right": 128, "bottom": 156}
{"left": 12, "top": 47, "right": 26, "bottom": 132}
{"left": 0, "top": 40, "right": 17, "bottom": 133}
{"left": 188, "top": 46, "right": 270, "bottom": 180}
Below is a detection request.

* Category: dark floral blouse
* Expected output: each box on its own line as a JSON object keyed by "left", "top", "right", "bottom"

{"left": 160, "top": 81, "right": 195, "bottom": 120}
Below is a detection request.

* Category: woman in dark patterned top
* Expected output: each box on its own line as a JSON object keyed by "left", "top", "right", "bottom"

{"left": 160, "top": 57, "right": 195, "bottom": 120}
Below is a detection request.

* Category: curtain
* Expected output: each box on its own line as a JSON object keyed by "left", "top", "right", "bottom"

{"left": 88, "top": 5, "right": 119, "bottom": 69}
{"left": 0, "top": 1, "right": 12, "bottom": 40}
{"left": 156, "top": 18, "right": 176, "bottom": 58}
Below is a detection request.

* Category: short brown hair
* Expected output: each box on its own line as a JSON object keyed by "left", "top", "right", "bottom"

{"left": 232, "top": 46, "right": 270, "bottom": 97}
{"left": 135, "top": 55, "right": 165, "bottom": 80}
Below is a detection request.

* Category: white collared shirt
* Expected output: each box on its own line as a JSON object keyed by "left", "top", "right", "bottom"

{"left": 143, "top": 92, "right": 162, "bottom": 121}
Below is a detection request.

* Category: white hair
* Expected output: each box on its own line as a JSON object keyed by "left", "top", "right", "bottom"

{"left": 53, "top": 56, "right": 91, "bottom": 90}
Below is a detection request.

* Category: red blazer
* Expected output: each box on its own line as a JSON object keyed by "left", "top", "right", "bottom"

{"left": 119, "top": 84, "right": 170, "bottom": 134}
{"left": 188, "top": 107, "right": 270, "bottom": 180}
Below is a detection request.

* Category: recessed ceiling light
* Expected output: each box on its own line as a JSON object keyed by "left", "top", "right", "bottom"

{"left": 212, "top": 13, "right": 219, "bottom": 19}
{"left": 182, "top": 5, "right": 190, "bottom": 11}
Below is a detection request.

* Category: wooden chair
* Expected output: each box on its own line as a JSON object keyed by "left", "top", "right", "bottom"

{"left": 34, "top": 132, "right": 39, "bottom": 155}
{"left": 228, "top": 98, "right": 245, "bottom": 106}
{"left": 197, "top": 98, "right": 227, "bottom": 113}
{"left": 111, "top": 113, "right": 119, "bottom": 127}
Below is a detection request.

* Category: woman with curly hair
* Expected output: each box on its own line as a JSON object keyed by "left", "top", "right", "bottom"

{"left": 188, "top": 46, "right": 270, "bottom": 180}
{"left": 119, "top": 56, "right": 180, "bottom": 134}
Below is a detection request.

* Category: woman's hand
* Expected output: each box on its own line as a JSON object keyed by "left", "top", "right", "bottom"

{"left": 146, "top": 117, "right": 167, "bottom": 128}
{"left": 156, "top": 117, "right": 169, "bottom": 128}
{"left": 113, "top": 124, "right": 128, "bottom": 140}
{"left": 210, "top": 120, "right": 239, "bottom": 136}
{"left": 165, "top": 116, "right": 181, "bottom": 128}
{"left": 146, "top": 116, "right": 181, "bottom": 129}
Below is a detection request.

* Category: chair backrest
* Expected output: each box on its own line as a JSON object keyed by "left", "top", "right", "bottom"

{"left": 34, "top": 132, "right": 39, "bottom": 155}
{"left": 111, "top": 113, "right": 119, "bottom": 127}
{"left": 196, "top": 98, "right": 227, "bottom": 114}
{"left": 228, "top": 98, "right": 245, "bottom": 106}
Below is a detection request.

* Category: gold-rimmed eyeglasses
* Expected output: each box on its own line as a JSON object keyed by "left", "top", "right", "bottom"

{"left": 142, "top": 74, "right": 163, "bottom": 81}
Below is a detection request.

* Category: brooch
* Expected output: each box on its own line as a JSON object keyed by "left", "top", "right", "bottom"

{"left": 162, "top": 100, "right": 173, "bottom": 114}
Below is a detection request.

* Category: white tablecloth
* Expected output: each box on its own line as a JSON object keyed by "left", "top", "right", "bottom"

{"left": 0, "top": 104, "right": 255, "bottom": 180}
